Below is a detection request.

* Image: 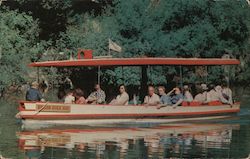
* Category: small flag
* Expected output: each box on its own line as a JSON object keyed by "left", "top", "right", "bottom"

{"left": 0, "top": 0, "right": 6, "bottom": 6}
{"left": 247, "top": 0, "right": 250, "bottom": 5}
{"left": 109, "top": 39, "right": 122, "bottom": 53}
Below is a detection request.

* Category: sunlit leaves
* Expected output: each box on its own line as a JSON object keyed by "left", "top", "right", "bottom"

{"left": 0, "top": 9, "right": 40, "bottom": 89}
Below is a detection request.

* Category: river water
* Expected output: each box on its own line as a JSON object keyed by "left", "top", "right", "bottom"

{"left": 0, "top": 93, "right": 250, "bottom": 159}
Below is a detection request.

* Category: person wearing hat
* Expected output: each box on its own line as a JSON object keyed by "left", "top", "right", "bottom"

{"left": 25, "top": 81, "right": 43, "bottom": 101}
{"left": 194, "top": 83, "right": 208, "bottom": 103}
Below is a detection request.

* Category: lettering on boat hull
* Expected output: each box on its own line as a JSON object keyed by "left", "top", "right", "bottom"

{"left": 36, "top": 104, "right": 71, "bottom": 113}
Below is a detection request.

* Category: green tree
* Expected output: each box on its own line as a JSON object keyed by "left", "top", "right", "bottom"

{"left": 58, "top": 0, "right": 250, "bottom": 86}
{"left": 0, "top": 7, "right": 41, "bottom": 91}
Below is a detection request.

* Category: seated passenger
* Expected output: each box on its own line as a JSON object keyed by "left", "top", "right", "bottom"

{"left": 221, "top": 82, "right": 233, "bottom": 104}
{"left": 194, "top": 84, "right": 208, "bottom": 103}
{"left": 86, "top": 84, "right": 106, "bottom": 104}
{"left": 110, "top": 84, "right": 129, "bottom": 105}
{"left": 183, "top": 85, "right": 193, "bottom": 102}
{"left": 57, "top": 89, "right": 66, "bottom": 102}
{"left": 74, "top": 88, "right": 86, "bottom": 104}
{"left": 26, "top": 81, "right": 44, "bottom": 101}
{"left": 215, "top": 85, "right": 232, "bottom": 105}
{"left": 144, "top": 85, "right": 160, "bottom": 106}
{"left": 206, "top": 84, "right": 217, "bottom": 102}
{"left": 170, "top": 87, "right": 184, "bottom": 107}
{"left": 64, "top": 89, "right": 75, "bottom": 104}
{"left": 158, "top": 86, "right": 171, "bottom": 105}
{"left": 206, "top": 84, "right": 230, "bottom": 104}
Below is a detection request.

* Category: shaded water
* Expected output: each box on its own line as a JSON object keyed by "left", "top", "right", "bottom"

{"left": 0, "top": 94, "right": 250, "bottom": 159}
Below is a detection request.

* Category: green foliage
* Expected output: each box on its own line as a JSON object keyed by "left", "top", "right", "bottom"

{"left": 0, "top": 8, "right": 41, "bottom": 89}
{"left": 14, "top": 0, "right": 72, "bottom": 10}
{"left": 58, "top": 0, "right": 250, "bottom": 86}
{"left": 1, "top": 0, "right": 250, "bottom": 91}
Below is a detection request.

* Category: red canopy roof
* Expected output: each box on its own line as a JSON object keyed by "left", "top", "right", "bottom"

{"left": 29, "top": 57, "right": 240, "bottom": 67}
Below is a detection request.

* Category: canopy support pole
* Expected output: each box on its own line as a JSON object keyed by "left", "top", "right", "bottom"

{"left": 121, "top": 66, "right": 124, "bottom": 83}
{"left": 227, "top": 66, "right": 230, "bottom": 87}
{"left": 140, "top": 66, "right": 148, "bottom": 102}
{"left": 179, "top": 65, "right": 183, "bottom": 88}
{"left": 37, "top": 67, "right": 40, "bottom": 83}
{"left": 97, "top": 66, "right": 101, "bottom": 86}
{"left": 205, "top": 66, "right": 208, "bottom": 84}
{"left": 148, "top": 65, "right": 153, "bottom": 84}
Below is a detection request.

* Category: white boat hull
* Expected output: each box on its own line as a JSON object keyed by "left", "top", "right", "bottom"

{"left": 17, "top": 101, "right": 240, "bottom": 126}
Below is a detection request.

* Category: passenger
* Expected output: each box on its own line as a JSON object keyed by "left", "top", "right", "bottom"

{"left": 110, "top": 84, "right": 129, "bottom": 105}
{"left": 86, "top": 84, "right": 106, "bottom": 104}
{"left": 64, "top": 77, "right": 74, "bottom": 90}
{"left": 183, "top": 85, "right": 193, "bottom": 102}
{"left": 26, "top": 81, "right": 44, "bottom": 101}
{"left": 215, "top": 85, "right": 232, "bottom": 105}
{"left": 194, "top": 84, "right": 208, "bottom": 103}
{"left": 144, "top": 85, "right": 160, "bottom": 106}
{"left": 206, "top": 84, "right": 217, "bottom": 102}
{"left": 221, "top": 82, "right": 233, "bottom": 105}
{"left": 40, "top": 80, "right": 49, "bottom": 94}
{"left": 158, "top": 86, "right": 171, "bottom": 105}
{"left": 206, "top": 84, "right": 230, "bottom": 104}
{"left": 170, "top": 87, "right": 184, "bottom": 107}
{"left": 129, "top": 93, "right": 140, "bottom": 105}
{"left": 74, "top": 88, "right": 86, "bottom": 104}
{"left": 57, "top": 89, "right": 66, "bottom": 102}
{"left": 64, "top": 89, "right": 75, "bottom": 104}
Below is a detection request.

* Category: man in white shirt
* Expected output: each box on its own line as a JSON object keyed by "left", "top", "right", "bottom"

{"left": 144, "top": 85, "right": 160, "bottom": 106}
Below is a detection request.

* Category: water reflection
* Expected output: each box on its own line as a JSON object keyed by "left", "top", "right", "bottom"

{"left": 17, "top": 124, "right": 239, "bottom": 159}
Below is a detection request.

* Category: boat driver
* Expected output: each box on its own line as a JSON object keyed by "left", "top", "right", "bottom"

{"left": 26, "top": 81, "right": 45, "bottom": 102}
